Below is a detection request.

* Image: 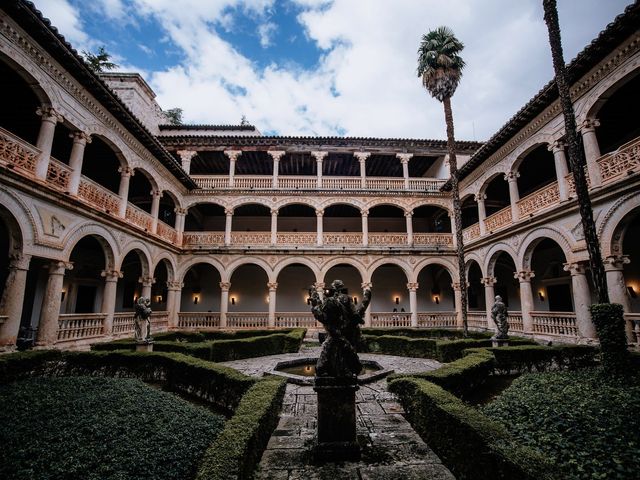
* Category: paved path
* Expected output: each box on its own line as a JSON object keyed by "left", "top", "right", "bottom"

{"left": 221, "top": 345, "right": 456, "bottom": 479}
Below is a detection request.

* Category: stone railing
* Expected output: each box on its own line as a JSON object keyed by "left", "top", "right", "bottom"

{"left": 408, "top": 178, "right": 447, "bottom": 191}
{"left": 234, "top": 176, "right": 272, "bottom": 189}
{"left": 191, "top": 176, "right": 229, "bottom": 189}
{"left": 183, "top": 231, "right": 225, "bottom": 247}
{"left": 227, "top": 312, "right": 269, "bottom": 328}
{"left": 77, "top": 176, "right": 121, "bottom": 214}
{"left": 462, "top": 223, "right": 481, "bottom": 243}
{"left": 322, "top": 177, "right": 361, "bottom": 190}
{"left": 276, "top": 232, "right": 316, "bottom": 246}
{"left": 47, "top": 158, "right": 72, "bottom": 191}
{"left": 531, "top": 311, "right": 577, "bottom": 337}
{"left": 509, "top": 311, "right": 524, "bottom": 333}
{"left": 417, "top": 312, "right": 457, "bottom": 328}
{"left": 598, "top": 136, "right": 640, "bottom": 183}
{"left": 368, "top": 233, "right": 408, "bottom": 245}
{"left": 275, "top": 312, "right": 319, "bottom": 328}
{"left": 150, "top": 311, "right": 169, "bottom": 332}
{"left": 279, "top": 176, "right": 317, "bottom": 189}
{"left": 125, "top": 203, "right": 154, "bottom": 232}
{"left": 366, "top": 178, "right": 405, "bottom": 190}
{"left": 467, "top": 311, "right": 488, "bottom": 330}
{"left": 156, "top": 221, "right": 178, "bottom": 244}
{"left": 517, "top": 181, "right": 560, "bottom": 218}
{"left": 323, "top": 232, "right": 363, "bottom": 245}
{"left": 178, "top": 312, "right": 221, "bottom": 329}
{"left": 371, "top": 312, "right": 412, "bottom": 327}
{"left": 484, "top": 206, "right": 512, "bottom": 233}
{"left": 0, "top": 126, "right": 38, "bottom": 175}
{"left": 113, "top": 312, "right": 135, "bottom": 336}
{"left": 626, "top": 313, "right": 640, "bottom": 346}
{"left": 230, "top": 231, "right": 271, "bottom": 245}
{"left": 413, "top": 233, "right": 454, "bottom": 247}
{"left": 57, "top": 313, "right": 106, "bottom": 341}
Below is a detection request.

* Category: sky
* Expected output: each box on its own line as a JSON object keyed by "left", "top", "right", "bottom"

{"left": 32, "top": 0, "right": 632, "bottom": 140}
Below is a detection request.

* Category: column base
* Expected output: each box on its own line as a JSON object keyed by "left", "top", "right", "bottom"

{"left": 491, "top": 338, "right": 509, "bottom": 348}
{"left": 136, "top": 341, "right": 154, "bottom": 352}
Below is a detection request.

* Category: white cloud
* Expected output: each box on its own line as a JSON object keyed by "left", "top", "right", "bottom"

{"left": 34, "top": 0, "right": 90, "bottom": 48}
{"left": 258, "top": 22, "right": 277, "bottom": 48}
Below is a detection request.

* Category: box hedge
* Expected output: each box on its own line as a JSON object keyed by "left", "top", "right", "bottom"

{"left": 362, "top": 327, "right": 491, "bottom": 339}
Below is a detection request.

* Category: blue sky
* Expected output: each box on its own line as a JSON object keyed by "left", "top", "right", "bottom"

{"left": 33, "top": 0, "right": 632, "bottom": 139}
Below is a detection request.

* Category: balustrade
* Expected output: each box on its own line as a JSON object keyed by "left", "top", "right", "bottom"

{"left": 321, "top": 177, "right": 361, "bottom": 190}
{"left": 191, "top": 176, "right": 229, "bottom": 189}
{"left": 467, "top": 312, "right": 488, "bottom": 330}
{"left": 413, "top": 233, "right": 453, "bottom": 247}
{"left": 462, "top": 223, "right": 480, "bottom": 243}
{"left": 156, "top": 222, "right": 178, "bottom": 244}
{"left": 366, "top": 178, "right": 405, "bottom": 190}
{"left": 371, "top": 312, "right": 412, "bottom": 327}
{"left": 57, "top": 313, "right": 106, "bottom": 341}
{"left": 234, "top": 176, "right": 272, "bottom": 189}
{"left": 597, "top": 136, "right": 640, "bottom": 183}
{"left": 323, "top": 232, "right": 363, "bottom": 245}
{"left": 78, "top": 176, "right": 121, "bottom": 213}
{"left": 531, "top": 311, "right": 577, "bottom": 337}
{"left": 417, "top": 312, "right": 457, "bottom": 328}
{"left": 0, "top": 126, "right": 38, "bottom": 175}
{"left": 408, "top": 178, "right": 447, "bottom": 191}
{"left": 183, "top": 231, "right": 224, "bottom": 247}
{"left": 46, "top": 158, "right": 72, "bottom": 191}
{"left": 125, "top": 203, "right": 154, "bottom": 231}
{"left": 275, "top": 312, "right": 319, "bottom": 328}
{"left": 276, "top": 232, "right": 316, "bottom": 246}
{"left": 226, "top": 312, "right": 269, "bottom": 328}
{"left": 112, "top": 312, "right": 135, "bottom": 336}
{"left": 178, "top": 312, "right": 221, "bottom": 329}
{"left": 517, "top": 182, "right": 560, "bottom": 218}
{"left": 484, "top": 206, "right": 512, "bottom": 233}
{"left": 368, "top": 233, "right": 408, "bottom": 246}
{"left": 626, "top": 313, "right": 640, "bottom": 347}
{"left": 279, "top": 176, "right": 317, "bottom": 189}
{"left": 150, "top": 311, "right": 169, "bottom": 331}
{"left": 230, "top": 231, "right": 271, "bottom": 245}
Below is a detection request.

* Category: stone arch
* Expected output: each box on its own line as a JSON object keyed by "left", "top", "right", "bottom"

{"left": 132, "top": 166, "right": 159, "bottom": 192}
{"left": 478, "top": 171, "right": 507, "bottom": 196}
{"left": 320, "top": 258, "right": 367, "bottom": 283}
{"left": 118, "top": 243, "right": 152, "bottom": 277}
{"left": 414, "top": 257, "right": 458, "bottom": 283}
{"left": 465, "top": 255, "right": 485, "bottom": 278}
{"left": 410, "top": 199, "right": 453, "bottom": 216}
{"left": 273, "top": 257, "right": 321, "bottom": 282}
{"left": 367, "top": 258, "right": 412, "bottom": 283}
{"left": 518, "top": 226, "right": 575, "bottom": 271}
{"left": 485, "top": 243, "right": 519, "bottom": 277}
{"left": 225, "top": 258, "right": 273, "bottom": 283}
{"left": 161, "top": 189, "right": 182, "bottom": 210}
{"left": 61, "top": 222, "right": 118, "bottom": 269}
{"left": 318, "top": 198, "right": 365, "bottom": 211}
{"left": 177, "top": 257, "right": 225, "bottom": 283}
{"left": 365, "top": 199, "right": 409, "bottom": 212}
{"left": 599, "top": 192, "right": 640, "bottom": 257}
{"left": 0, "top": 189, "right": 34, "bottom": 252}
{"left": 183, "top": 199, "right": 227, "bottom": 210}
{"left": 510, "top": 139, "right": 554, "bottom": 173}
{"left": 151, "top": 254, "right": 177, "bottom": 282}
{"left": 228, "top": 198, "right": 273, "bottom": 210}
{"left": 273, "top": 199, "right": 318, "bottom": 211}
{"left": 86, "top": 131, "right": 129, "bottom": 169}
{"left": 0, "top": 49, "right": 53, "bottom": 107}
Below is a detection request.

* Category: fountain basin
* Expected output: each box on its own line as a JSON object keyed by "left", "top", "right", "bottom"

{"left": 269, "top": 357, "right": 392, "bottom": 385}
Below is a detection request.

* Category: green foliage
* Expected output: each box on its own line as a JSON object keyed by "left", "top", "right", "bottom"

{"left": 363, "top": 334, "right": 438, "bottom": 358}
{"left": 0, "top": 349, "right": 63, "bottom": 383}
{"left": 417, "top": 26, "right": 465, "bottom": 101}
{"left": 590, "top": 303, "right": 629, "bottom": 373}
{"left": 484, "top": 368, "right": 640, "bottom": 479}
{"left": 196, "top": 377, "right": 286, "bottom": 480}
{"left": 362, "top": 327, "right": 490, "bottom": 339}
{"left": 0, "top": 376, "right": 225, "bottom": 480}
{"left": 81, "top": 46, "right": 118, "bottom": 72}
{"left": 435, "top": 338, "right": 535, "bottom": 362}
{"left": 164, "top": 107, "right": 183, "bottom": 125}
{"left": 388, "top": 377, "right": 552, "bottom": 479}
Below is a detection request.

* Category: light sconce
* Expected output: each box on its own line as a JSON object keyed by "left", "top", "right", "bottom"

{"left": 306, "top": 297, "right": 311, "bottom": 305}
{"left": 628, "top": 286, "right": 637, "bottom": 299}
{"left": 133, "top": 294, "right": 138, "bottom": 303}
{"left": 61, "top": 289, "right": 66, "bottom": 302}
{"left": 231, "top": 297, "right": 236, "bottom": 305}
{"left": 433, "top": 295, "right": 440, "bottom": 305}
{"left": 395, "top": 297, "right": 400, "bottom": 305}
{"left": 353, "top": 296, "right": 358, "bottom": 305}
{"left": 156, "top": 295, "right": 163, "bottom": 303}
{"left": 193, "top": 294, "right": 199, "bottom": 305}
{"left": 538, "top": 291, "right": 545, "bottom": 302}
{"left": 266, "top": 295, "right": 270, "bottom": 304}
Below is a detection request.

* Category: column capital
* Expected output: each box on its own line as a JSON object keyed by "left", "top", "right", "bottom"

{"left": 176, "top": 150, "right": 198, "bottom": 162}
{"left": 406, "top": 282, "right": 419, "bottom": 292}
{"left": 451, "top": 282, "right": 462, "bottom": 291}
{"left": 48, "top": 261, "right": 73, "bottom": 275}
{"left": 604, "top": 254, "right": 630, "bottom": 272}
{"left": 9, "top": 253, "right": 31, "bottom": 270}
{"left": 70, "top": 131, "right": 92, "bottom": 145}
{"left": 361, "top": 282, "right": 373, "bottom": 290}
{"left": 314, "top": 282, "right": 326, "bottom": 291}
{"left": 360, "top": 209, "right": 369, "bottom": 217}
{"left": 311, "top": 151, "right": 328, "bottom": 162}
{"left": 225, "top": 208, "right": 234, "bottom": 216}
{"left": 271, "top": 208, "right": 279, "bottom": 215}
{"left": 267, "top": 282, "right": 278, "bottom": 291}
{"left": 174, "top": 207, "right": 188, "bottom": 215}
{"left": 224, "top": 150, "right": 242, "bottom": 162}
{"left": 563, "top": 261, "right": 588, "bottom": 276}
{"left": 579, "top": 118, "right": 600, "bottom": 132}
{"left": 548, "top": 140, "right": 565, "bottom": 153}
{"left": 267, "top": 150, "right": 286, "bottom": 161}
{"left": 150, "top": 189, "right": 162, "bottom": 198}
{"left": 316, "top": 209, "right": 324, "bottom": 217}
{"left": 396, "top": 153, "right": 413, "bottom": 165}
{"left": 36, "top": 106, "right": 64, "bottom": 123}
{"left": 473, "top": 193, "right": 487, "bottom": 202}
{"left": 101, "top": 269, "right": 123, "bottom": 281}
{"left": 219, "top": 281, "right": 231, "bottom": 291}
{"left": 480, "top": 276, "right": 497, "bottom": 287}
{"left": 514, "top": 270, "right": 535, "bottom": 282}
{"left": 504, "top": 171, "right": 520, "bottom": 182}
{"left": 353, "top": 152, "right": 371, "bottom": 162}
{"left": 139, "top": 276, "right": 155, "bottom": 287}
{"left": 166, "top": 281, "right": 183, "bottom": 291}
{"left": 404, "top": 210, "right": 413, "bottom": 218}
{"left": 118, "top": 166, "right": 134, "bottom": 177}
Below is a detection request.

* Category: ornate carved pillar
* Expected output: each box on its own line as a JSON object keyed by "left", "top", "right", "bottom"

{"left": 35, "top": 106, "right": 64, "bottom": 180}
{"left": 354, "top": 152, "right": 370, "bottom": 189}
{"left": 407, "top": 282, "right": 419, "bottom": 327}
{"left": 361, "top": 282, "right": 373, "bottom": 326}
{"left": 515, "top": 270, "right": 535, "bottom": 334}
{"left": 268, "top": 282, "right": 278, "bottom": 327}
{"left": 268, "top": 151, "right": 285, "bottom": 189}
{"left": 35, "top": 261, "right": 73, "bottom": 347}
{"left": 361, "top": 209, "right": 369, "bottom": 246}
{"left": 505, "top": 171, "right": 520, "bottom": 221}
{"left": 219, "top": 282, "right": 231, "bottom": 327}
{"left": 271, "top": 209, "right": 278, "bottom": 245}
{"left": 604, "top": 255, "right": 632, "bottom": 341}
{"left": 316, "top": 209, "right": 324, "bottom": 246}
{"left": 140, "top": 276, "right": 155, "bottom": 299}
{"left": 405, "top": 210, "right": 414, "bottom": 245}
{"left": 117, "top": 167, "right": 134, "bottom": 218}
{"left": 174, "top": 207, "right": 187, "bottom": 245}
{"left": 101, "top": 269, "right": 122, "bottom": 336}
{"left": 549, "top": 140, "right": 570, "bottom": 201}
{"left": 452, "top": 282, "right": 463, "bottom": 328}
{"left": 0, "top": 254, "right": 31, "bottom": 350}
{"left": 224, "top": 150, "right": 242, "bottom": 187}
{"left": 579, "top": 118, "right": 602, "bottom": 187}
{"left": 480, "top": 276, "right": 497, "bottom": 330}
{"left": 166, "top": 281, "right": 183, "bottom": 329}
{"left": 224, "top": 208, "right": 234, "bottom": 246}
{"left": 397, "top": 153, "right": 413, "bottom": 189}
{"left": 176, "top": 150, "right": 197, "bottom": 175}
{"left": 150, "top": 190, "right": 162, "bottom": 234}
{"left": 564, "top": 261, "right": 596, "bottom": 338}
{"left": 311, "top": 151, "right": 327, "bottom": 188}
{"left": 67, "top": 131, "right": 91, "bottom": 196}
{"left": 475, "top": 193, "right": 487, "bottom": 235}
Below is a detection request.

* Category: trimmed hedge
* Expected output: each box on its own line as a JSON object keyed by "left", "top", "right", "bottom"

{"left": 362, "top": 327, "right": 491, "bottom": 339}
{"left": 388, "top": 376, "right": 553, "bottom": 480}
{"left": 154, "top": 328, "right": 301, "bottom": 343}
{"left": 196, "top": 376, "right": 287, "bottom": 480}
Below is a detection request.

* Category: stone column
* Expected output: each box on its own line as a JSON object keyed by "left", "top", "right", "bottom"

{"left": 219, "top": 282, "right": 231, "bottom": 327}
{"left": 67, "top": 132, "right": 91, "bottom": 196}
{"left": 604, "top": 255, "right": 633, "bottom": 342}
{"left": 0, "top": 254, "right": 31, "bottom": 350}
{"left": 268, "top": 282, "right": 278, "bottom": 328}
{"left": 505, "top": 171, "right": 520, "bottom": 221}
{"left": 361, "top": 209, "right": 369, "bottom": 247}
{"left": 271, "top": 209, "right": 278, "bottom": 245}
{"left": 140, "top": 276, "right": 155, "bottom": 299}
{"left": 361, "top": 282, "right": 373, "bottom": 326}
{"left": 174, "top": 207, "right": 187, "bottom": 245}
{"left": 311, "top": 151, "right": 328, "bottom": 188}
{"left": 354, "top": 152, "right": 370, "bottom": 189}
{"left": 449, "top": 212, "right": 458, "bottom": 250}
{"left": 579, "top": 118, "right": 602, "bottom": 187}
{"left": 480, "top": 276, "right": 497, "bottom": 330}
{"left": 268, "top": 151, "right": 285, "bottom": 189}
{"left": 475, "top": 193, "right": 487, "bottom": 235}
{"left": 224, "top": 208, "right": 233, "bottom": 246}
{"left": 452, "top": 282, "right": 463, "bottom": 328}
{"left": 397, "top": 153, "right": 413, "bottom": 190}
{"left": 150, "top": 190, "right": 162, "bottom": 234}
{"left": 564, "top": 261, "right": 596, "bottom": 339}
{"left": 35, "top": 261, "right": 72, "bottom": 347}
{"left": 176, "top": 150, "right": 197, "bottom": 175}
{"left": 405, "top": 210, "right": 414, "bottom": 245}
{"left": 101, "top": 269, "right": 122, "bottom": 337}
{"left": 316, "top": 209, "right": 324, "bottom": 246}
{"left": 165, "top": 281, "right": 183, "bottom": 329}
{"left": 224, "top": 150, "right": 242, "bottom": 187}
{"left": 34, "top": 106, "right": 64, "bottom": 180}
{"left": 515, "top": 270, "right": 535, "bottom": 334}
{"left": 117, "top": 167, "right": 134, "bottom": 218}
{"left": 549, "top": 140, "right": 570, "bottom": 201}
{"left": 407, "top": 282, "right": 418, "bottom": 327}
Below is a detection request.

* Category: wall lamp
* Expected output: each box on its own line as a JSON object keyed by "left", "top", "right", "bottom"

{"left": 395, "top": 297, "right": 400, "bottom": 305}
{"left": 231, "top": 297, "right": 236, "bottom": 305}
{"left": 193, "top": 294, "right": 200, "bottom": 305}
{"left": 433, "top": 295, "right": 440, "bottom": 305}
{"left": 538, "top": 291, "right": 545, "bottom": 302}
{"left": 353, "top": 296, "right": 358, "bottom": 305}
{"left": 628, "top": 286, "right": 638, "bottom": 299}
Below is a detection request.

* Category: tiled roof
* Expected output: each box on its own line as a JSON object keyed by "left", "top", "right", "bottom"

{"left": 159, "top": 124, "right": 258, "bottom": 131}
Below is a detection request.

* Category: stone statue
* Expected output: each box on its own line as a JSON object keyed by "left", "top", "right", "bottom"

{"left": 134, "top": 296, "right": 152, "bottom": 343}
{"left": 491, "top": 295, "right": 509, "bottom": 340}
{"left": 309, "top": 280, "right": 371, "bottom": 378}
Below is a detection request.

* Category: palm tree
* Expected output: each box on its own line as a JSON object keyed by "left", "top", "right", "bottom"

{"left": 417, "top": 26, "right": 468, "bottom": 336}
{"left": 542, "top": 0, "right": 627, "bottom": 368}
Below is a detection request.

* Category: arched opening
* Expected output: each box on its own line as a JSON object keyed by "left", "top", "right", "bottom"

{"left": 413, "top": 206, "right": 451, "bottom": 233}
{"left": 484, "top": 176, "right": 510, "bottom": 216}
{"left": 151, "top": 261, "right": 170, "bottom": 311}
{"left": 0, "top": 211, "right": 18, "bottom": 301}
{"left": 159, "top": 192, "right": 177, "bottom": 227}
{"left": 491, "top": 252, "right": 520, "bottom": 310}
{"left": 185, "top": 203, "right": 225, "bottom": 232}
{"left": 417, "top": 264, "right": 454, "bottom": 312}
{"left": 50, "top": 121, "right": 74, "bottom": 166}
{"left": 127, "top": 169, "right": 155, "bottom": 214}
{"left": 180, "top": 263, "right": 221, "bottom": 313}
{"left": 594, "top": 72, "right": 640, "bottom": 154}
{"left": 116, "top": 251, "right": 145, "bottom": 312}
{"left": 324, "top": 204, "right": 361, "bottom": 232}
{"left": 323, "top": 265, "right": 363, "bottom": 301}
{"left": 276, "top": 264, "right": 317, "bottom": 312}
{"left": 229, "top": 264, "right": 268, "bottom": 313}
{"left": 278, "top": 204, "right": 316, "bottom": 233}
{"left": 461, "top": 195, "right": 479, "bottom": 228}
{"left": 370, "top": 264, "right": 408, "bottom": 312}
{"left": 368, "top": 205, "right": 406, "bottom": 233}
{"left": 467, "top": 260, "right": 485, "bottom": 311}
{"left": 517, "top": 145, "right": 557, "bottom": 198}
{"left": 617, "top": 208, "right": 640, "bottom": 314}
{"left": 232, "top": 204, "right": 271, "bottom": 232}
{"left": 63, "top": 237, "right": 107, "bottom": 314}
{"left": 529, "top": 238, "right": 572, "bottom": 312}
{"left": 82, "top": 136, "right": 122, "bottom": 193}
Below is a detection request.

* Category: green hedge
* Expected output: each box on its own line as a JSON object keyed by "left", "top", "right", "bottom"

{"left": 153, "top": 328, "right": 301, "bottom": 343}
{"left": 0, "top": 349, "right": 63, "bottom": 384}
{"left": 590, "top": 303, "right": 629, "bottom": 373}
{"left": 388, "top": 377, "right": 552, "bottom": 480}
{"left": 196, "top": 377, "right": 286, "bottom": 480}
{"left": 362, "top": 327, "right": 491, "bottom": 339}
{"left": 435, "top": 338, "right": 535, "bottom": 363}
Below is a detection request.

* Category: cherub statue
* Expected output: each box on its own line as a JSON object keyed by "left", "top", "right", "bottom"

{"left": 134, "top": 296, "right": 152, "bottom": 343}
{"left": 491, "top": 295, "right": 509, "bottom": 340}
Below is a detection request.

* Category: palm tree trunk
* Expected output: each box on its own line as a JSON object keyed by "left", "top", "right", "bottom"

{"left": 443, "top": 96, "right": 468, "bottom": 337}
{"left": 542, "top": 0, "right": 609, "bottom": 304}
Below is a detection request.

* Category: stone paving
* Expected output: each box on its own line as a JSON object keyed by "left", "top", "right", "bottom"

{"left": 220, "top": 345, "right": 455, "bottom": 479}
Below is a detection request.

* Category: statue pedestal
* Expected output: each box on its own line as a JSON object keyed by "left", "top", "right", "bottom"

{"left": 313, "top": 376, "right": 360, "bottom": 462}
{"left": 491, "top": 338, "right": 509, "bottom": 348}
{"left": 136, "top": 341, "right": 154, "bottom": 352}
